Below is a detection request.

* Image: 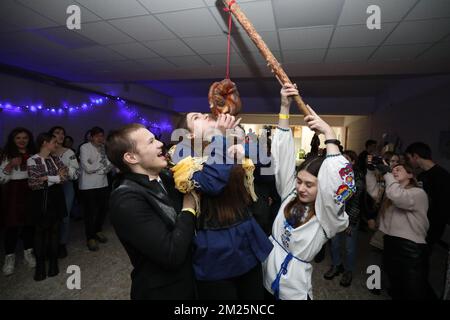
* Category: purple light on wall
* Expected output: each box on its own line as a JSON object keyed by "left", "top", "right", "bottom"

{"left": 1, "top": 98, "right": 165, "bottom": 131}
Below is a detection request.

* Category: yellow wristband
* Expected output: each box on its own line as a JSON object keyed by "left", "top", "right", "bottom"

{"left": 279, "top": 113, "right": 290, "bottom": 120}
{"left": 182, "top": 208, "right": 196, "bottom": 217}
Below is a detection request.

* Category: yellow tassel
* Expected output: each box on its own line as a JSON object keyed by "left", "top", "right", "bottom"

{"left": 242, "top": 158, "right": 258, "bottom": 202}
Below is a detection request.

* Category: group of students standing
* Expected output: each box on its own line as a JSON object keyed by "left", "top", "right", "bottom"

{"left": 0, "top": 125, "right": 113, "bottom": 281}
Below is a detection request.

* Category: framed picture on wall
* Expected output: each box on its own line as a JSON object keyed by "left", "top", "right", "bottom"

{"left": 439, "top": 131, "right": 450, "bottom": 160}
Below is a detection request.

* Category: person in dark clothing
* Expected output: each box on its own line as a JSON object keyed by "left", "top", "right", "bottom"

{"left": 405, "top": 142, "right": 450, "bottom": 247}
{"left": 242, "top": 125, "right": 279, "bottom": 235}
{"left": 1, "top": 128, "right": 36, "bottom": 276}
{"left": 358, "top": 139, "right": 378, "bottom": 231}
{"left": 27, "top": 133, "right": 68, "bottom": 281}
{"left": 358, "top": 139, "right": 377, "bottom": 175}
{"left": 405, "top": 142, "right": 450, "bottom": 299}
{"left": 173, "top": 113, "right": 272, "bottom": 300}
{"left": 106, "top": 124, "right": 198, "bottom": 300}
{"left": 324, "top": 150, "right": 364, "bottom": 287}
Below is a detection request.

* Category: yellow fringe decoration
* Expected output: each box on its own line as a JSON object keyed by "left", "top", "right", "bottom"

{"left": 242, "top": 158, "right": 258, "bottom": 202}
{"left": 170, "top": 156, "right": 206, "bottom": 215}
{"left": 170, "top": 155, "right": 259, "bottom": 215}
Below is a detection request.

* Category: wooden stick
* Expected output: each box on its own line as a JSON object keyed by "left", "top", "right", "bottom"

{"left": 221, "top": 0, "right": 311, "bottom": 116}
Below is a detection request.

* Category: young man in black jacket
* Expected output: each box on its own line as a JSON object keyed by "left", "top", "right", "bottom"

{"left": 106, "top": 124, "right": 197, "bottom": 300}
{"left": 405, "top": 142, "right": 450, "bottom": 247}
{"left": 405, "top": 141, "right": 450, "bottom": 299}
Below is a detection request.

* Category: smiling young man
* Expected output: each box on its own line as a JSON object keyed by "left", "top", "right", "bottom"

{"left": 106, "top": 123, "right": 198, "bottom": 300}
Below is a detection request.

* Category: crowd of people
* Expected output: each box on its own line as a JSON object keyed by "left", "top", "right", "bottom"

{"left": 1, "top": 84, "right": 449, "bottom": 300}
{"left": 0, "top": 126, "right": 113, "bottom": 281}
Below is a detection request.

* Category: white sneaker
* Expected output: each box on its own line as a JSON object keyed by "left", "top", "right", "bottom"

{"left": 24, "top": 248, "right": 36, "bottom": 268}
{"left": 2, "top": 254, "right": 15, "bottom": 276}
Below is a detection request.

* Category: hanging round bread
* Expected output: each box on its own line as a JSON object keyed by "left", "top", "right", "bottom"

{"left": 208, "top": 78, "right": 242, "bottom": 117}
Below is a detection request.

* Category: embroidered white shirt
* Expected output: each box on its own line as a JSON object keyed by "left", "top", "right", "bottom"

{"left": 262, "top": 128, "right": 350, "bottom": 300}
{"left": 0, "top": 159, "right": 28, "bottom": 183}
{"left": 79, "top": 142, "right": 112, "bottom": 190}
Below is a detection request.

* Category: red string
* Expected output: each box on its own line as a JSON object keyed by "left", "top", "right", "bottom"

{"left": 223, "top": 0, "right": 235, "bottom": 79}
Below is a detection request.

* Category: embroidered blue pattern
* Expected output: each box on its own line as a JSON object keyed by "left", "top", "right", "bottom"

{"left": 270, "top": 236, "right": 311, "bottom": 300}
{"left": 281, "top": 220, "right": 293, "bottom": 249}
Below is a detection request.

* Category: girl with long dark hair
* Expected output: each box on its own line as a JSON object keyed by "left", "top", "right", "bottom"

{"left": 170, "top": 112, "right": 273, "bottom": 299}
{"left": 1, "top": 127, "right": 36, "bottom": 276}
{"left": 262, "top": 84, "right": 353, "bottom": 300}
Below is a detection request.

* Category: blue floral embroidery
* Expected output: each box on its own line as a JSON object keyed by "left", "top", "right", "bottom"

{"left": 281, "top": 220, "right": 293, "bottom": 249}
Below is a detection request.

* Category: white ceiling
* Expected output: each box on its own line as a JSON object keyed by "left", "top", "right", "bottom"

{"left": 0, "top": 0, "right": 449, "bottom": 92}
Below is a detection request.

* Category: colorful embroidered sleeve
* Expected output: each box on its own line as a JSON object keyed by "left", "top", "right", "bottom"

{"left": 271, "top": 127, "right": 296, "bottom": 201}
{"left": 65, "top": 149, "right": 80, "bottom": 180}
{"left": 52, "top": 155, "right": 68, "bottom": 183}
{"left": 315, "top": 155, "right": 352, "bottom": 238}
{"left": 0, "top": 160, "right": 12, "bottom": 184}
{"left": 26, "top": 157, "right": 46, "bottom": 190}
{"left": 98, "top": 145, "right": 114, "bottom": 175}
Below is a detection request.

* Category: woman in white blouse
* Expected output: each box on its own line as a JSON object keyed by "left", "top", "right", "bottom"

{"left": 49, "top": 126, "right": 80, "bottom": 258}
{"left": 263, "top": 84, "right": 352, "bottom": 300}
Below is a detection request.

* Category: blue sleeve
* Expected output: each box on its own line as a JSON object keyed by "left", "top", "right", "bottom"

{"left": 192, "top": 135, "right": 233, "bottom": 196}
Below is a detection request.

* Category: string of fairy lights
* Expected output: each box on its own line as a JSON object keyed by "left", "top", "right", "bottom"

{"left": 0, "top": 96, "right": 173, "bottom": 132}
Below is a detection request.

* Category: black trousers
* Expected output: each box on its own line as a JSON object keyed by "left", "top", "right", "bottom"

{"left": 34, "top": 221, "right": 59, "bottom": 261}
{"left": 81, "top": 187, "right": 109, "bottom": 241}
{"left": 31, "top": 185, "right": 65, "bottom": 261}
{"left": 383, "top": 235, "right": 433, "bottom": 300}
{"left": 196, "top": 264, "right": 264, "bottom": 300}
{"left": 4, "top": 226, "right": 34, "bottom": 254}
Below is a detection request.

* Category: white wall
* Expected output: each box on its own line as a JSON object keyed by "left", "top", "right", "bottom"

{"left": 371, "top": 75, "right": 450, "bottom": 171}
{"left": 0, "top": 73, "right": 178, "bottom": 147}
{"left": 344, "top": 115, "right": 372, "bottom": 154}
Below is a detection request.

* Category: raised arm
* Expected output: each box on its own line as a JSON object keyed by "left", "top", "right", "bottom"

{"left": 384, "top": 173, "right": 428, "bottom": 211}
{"left": 172, "top": 114, "right": 241, "bottom": 196}
{"left": 271, "top": 84, "right": 299, "bottom": 200}
{"left": 302, "top": 101, "right": 351, "bottom": 238}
